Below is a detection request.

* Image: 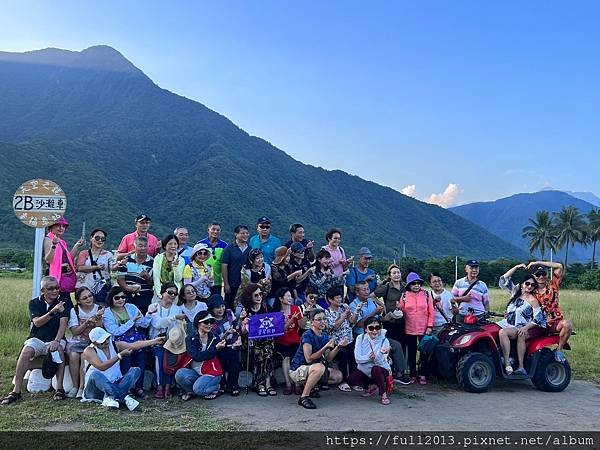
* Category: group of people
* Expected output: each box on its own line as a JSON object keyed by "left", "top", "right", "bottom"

{"left": 0, "top": 213, "right": 573, "bottom": 410}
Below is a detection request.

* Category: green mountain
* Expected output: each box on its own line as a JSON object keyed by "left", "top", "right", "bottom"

{"left": 450, "top": 190, "right": 596, "bottom": 263}
{"left": 0, "top": 45, "right": 526, "bottom": 260}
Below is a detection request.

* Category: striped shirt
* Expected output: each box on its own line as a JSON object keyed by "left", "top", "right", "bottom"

{"left": 451, "top": 277, "right": 489, "bottom": 315}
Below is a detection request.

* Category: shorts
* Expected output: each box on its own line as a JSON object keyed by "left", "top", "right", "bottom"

{"left": 275, "top": 343, "right": 299, "bottom": 359}
{"left": 23, "top": 338, "right": 66, "bottom": 359}
{"left": 289, "top": 365, "right": 311, "bottom": 384}
{"left": 547, "top": 321, "right": 561, "bottom": 334}
{"left": 66, "top": 339, "right": 91, "bottom": 353}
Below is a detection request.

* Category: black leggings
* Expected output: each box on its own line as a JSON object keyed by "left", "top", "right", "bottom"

{"left": 332, "top": 345, "right": 354, "bottom": 381}
{"left": 403, "top": 335, "right": 429, "bottom": 377}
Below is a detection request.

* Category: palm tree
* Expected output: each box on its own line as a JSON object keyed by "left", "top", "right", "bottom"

{"left": 553, "top": 206, "right": 587, "bottom": 268}
{"left": 521, "top": 210, "right": 556, "bottom": 259}
{"left": 587, "top": 208, "right": 600, "bottom": 269}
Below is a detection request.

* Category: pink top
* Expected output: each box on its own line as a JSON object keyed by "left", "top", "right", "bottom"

{"left": 46, "top": 232, "right": 76, "bottom": 282}
{"left": 117, "top": 231, "right": 159, "bottom": 257}
{"left": 397, "top": 290, "right": 434, "bottom": 335}
{"left": 322, "top": 244, "right": 346, "bottom": 277}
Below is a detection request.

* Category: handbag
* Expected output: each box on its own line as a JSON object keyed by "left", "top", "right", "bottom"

{"left": 418, "top": 334, "right": 440, "bottom": 354}
{"left": 115, "top": 326, "right": 147, "bottom": 344}
{"left": 59, "top": 270, "right": 77, "bottom": 293}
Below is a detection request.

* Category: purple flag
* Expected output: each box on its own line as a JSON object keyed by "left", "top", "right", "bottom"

{"left": 248, "top": 312, "right": 285, "bottom": 340}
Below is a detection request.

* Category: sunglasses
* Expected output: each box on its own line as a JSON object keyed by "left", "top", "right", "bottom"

{"left": 253, "top": 292, "right": 263, "bottom": 297}
{"left": 113, "top": 294, "right": 127, "bottom": 300}
{"left": 367, "top": 325, "right": 382, "bottom": 331}
{"left": 259, "top": 224, "right": 271, "bottom": 229}
{"left": 534, "top": 272, "right": 547, "bottom": 278}
{"left": 409, "top": 282, "right": 423, "bottom": 287}
{"left": 167, "top": 291, "right": 178, "bottom": 296}
{"left": 197, "top": 251, "right": 209, "bottom": 256}
{"left": 45, "top": 286, "right": 60, "bottom": 291}
{"left": 93, "top": 236, "right": 106, "bottom": 242}
{"left": 523, "top": 281, "right": 537, "bottom": 287}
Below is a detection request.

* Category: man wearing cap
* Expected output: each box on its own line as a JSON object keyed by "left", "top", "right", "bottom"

{"left": 82, "top": 327, "right": 163, "bottom": 410}
{"left": 451, "top": 260, "right": 489, "bottom": 322}
{"left": 221, "top": 225, "right": 251, "bottom": 310}
{"left": 116, "top": 214, "right": 159, "bottom": 259}
{"left": 174, "top": 226, "right": 193, "bottom": 265}
{"left": 527, "top": 261, "right": 572, "bottom": 362}
{"left": 1, "top": 276, "right": 69, "bottom": 405}
{"left": 249, "top": 216, "right": 282, "bottom": 266}
{"left": 197, "top": 222, "right": 228, "bottom": 295}
{"left": 346, "top": 247, "right": 378, "bottom": 302}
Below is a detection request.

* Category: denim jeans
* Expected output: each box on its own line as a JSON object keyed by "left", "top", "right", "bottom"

{"left": 120, "top": 349, "right": 147, "bottom": 390}
{"left": 175, "top": 368, "right": 222, "bottom": 396}
{"left": 84, "top": 367, "right": 141, "bottom": 402}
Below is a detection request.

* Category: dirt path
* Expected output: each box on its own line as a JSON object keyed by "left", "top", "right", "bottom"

{"left": 209, "top": 380, "right": 600, "bottom": 431}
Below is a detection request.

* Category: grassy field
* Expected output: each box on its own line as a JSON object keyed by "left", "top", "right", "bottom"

{"left": 0, "top": 277, "right": 598, "bottom": 430}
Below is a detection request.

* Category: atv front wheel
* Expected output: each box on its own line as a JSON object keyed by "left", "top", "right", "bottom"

{"left": 456, "top": 352, "right": 495, "bottom": 393}
{"left": 531, "top": 348, "right": 571, "bottom": 392}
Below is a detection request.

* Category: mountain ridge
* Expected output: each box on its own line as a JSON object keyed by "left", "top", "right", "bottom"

{"left": 0, "top": 45, "right": 526, "bottom": 260}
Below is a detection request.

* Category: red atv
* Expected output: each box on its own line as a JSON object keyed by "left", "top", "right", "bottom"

{"left": 431, "top": 312, "right": 572, "bottom": 393}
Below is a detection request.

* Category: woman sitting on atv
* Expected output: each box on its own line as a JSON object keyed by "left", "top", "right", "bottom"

{"left": 497, "top": 264, "right": 547, "bottom": 376}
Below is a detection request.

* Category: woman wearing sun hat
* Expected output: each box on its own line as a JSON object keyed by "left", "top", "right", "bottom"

{"left": 175, "top": 311, "right": 226, "bottom": 401}
{"left": 397, "top": 272, "right": 434, "bottom": 384}
{"left": 82, "top": 327, "right": 163, "bottom": 410}
{"left": 182, "top": 243, "right": 214, "bottom": 300}
{"left": 43, "top": 216, "right": 84, "bottom": 306}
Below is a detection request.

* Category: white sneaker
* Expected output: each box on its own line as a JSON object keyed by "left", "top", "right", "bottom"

{"left": 66, "top": 388, "right": 78, "bottom": 398}
{"left": 124, "top": 395, "right": 140, "bottom": 411}
{"left": 101, "top": 396, "right": 119, "bottom": 409}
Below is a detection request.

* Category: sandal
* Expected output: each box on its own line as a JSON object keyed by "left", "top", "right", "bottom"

{"left": 230, "top": 389, "right": 240, "bottom": 397}
{"left": 505, "top": 365, "right": 513, "bottom": 375}
{"left": 181, "top": 392, "right": 194, "bottom": 402}
{"left": 381, "top": 396, "right": 391, "bottom": 405}
{"left": 338, "top": 383, "right": 352, "bottom": 392}
{"left": 351, "top": 385, "right": 364, "bottom": 392}
{"left": 309, "top": 389, "right": 321, "bottom": 398}
{"left": 257, "top": 386, "right": 268, "bottom": 397}
{"left": 203, "top": 393, "right": 217, "bottom": 400}
{"left": 267, "top": 387, "right": 277, "bottom": 396}
{"left": 53, "top": 389, "right": 66, "bottom": 401}
{"left": 1, "top": 392, "right": 21, "bottom": 405}
{"left": 283, "top": 385, "right": 293, "bottom": 395}
{"left": 294, "top": 384, "right": 303, "bottom": 395}
{"left": 298, "top": 396, "right": 316, "bottom": 409}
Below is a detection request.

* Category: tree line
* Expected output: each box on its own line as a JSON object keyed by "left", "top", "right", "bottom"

{"left": 522, "top": 206, "right": 600, "bottom": 269}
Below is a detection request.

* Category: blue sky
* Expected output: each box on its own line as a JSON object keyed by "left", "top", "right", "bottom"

{"left": 2, "top": 0, "right": 599, "bottom": 205}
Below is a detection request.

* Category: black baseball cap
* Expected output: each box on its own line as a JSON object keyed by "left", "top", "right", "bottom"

{"left": 466, "top": 260, "right": 479, "bottom": 267}
{"left": 136, "top": 214, "right": 151, "bottom": 222}
{"left": 257, "top": 216, "right": 271, "bottom": 225}
{"left": 530, "top": 264, "right": 548, "bottom": 276}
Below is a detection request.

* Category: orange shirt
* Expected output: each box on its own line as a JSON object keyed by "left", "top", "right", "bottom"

{"left": 535, "top": 270, "right": 564, "bottom": 325}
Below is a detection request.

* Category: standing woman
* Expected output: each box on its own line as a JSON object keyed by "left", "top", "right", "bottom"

{"left": 103, "top": 286, "right": 151, "bottom": 397}
{"left": 153, "top": 234, "right": 185, "bottom": 300}
{"left": 147, "top": 283, "right": 186, "bottom": 399}
{"left": 308, "top": 249, "right": 345, "bottom": 309}
{"left": 397, "top": 272, "right": 434, "bottom": 385}
{"left": 272, "top": 287, "right": 302, "bottom": 395}
{"left": 375, "top": 264, "right": 406, "bottom": 343}
{"left": 322, "top": 228, "right": 353, "bottom": 277}
{"left": 67, "top": 287, "right": 104, "bottom": 398}
{"left": 182, "top": 243, "right": 214, "bottom": 301}
{"left": 44, "top": 216, "right": 84, "bottom": 306}
{"left": 76, "top": 228, "right": 113, "bottom": 304}
{"left": 239, "top": 283, "right": 277, "bottom": 397}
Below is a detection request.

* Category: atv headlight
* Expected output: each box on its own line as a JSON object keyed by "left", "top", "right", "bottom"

{"left": 456, "top": 334, "right": 473, "bottom": 346}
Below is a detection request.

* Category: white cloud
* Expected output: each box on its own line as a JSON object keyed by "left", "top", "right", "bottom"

{"left": 425, "top": 183, "right": 462, "bottom": 208}
{"left": 400, "top": 184, "right": 416, "bottom": 197}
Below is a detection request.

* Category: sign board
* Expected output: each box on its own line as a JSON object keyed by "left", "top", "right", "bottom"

{"left": 13, "top": 179, "right": 66, "bottom": 228}
{"left": 248, "top": 312, "right": 285, "bottom": 340}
